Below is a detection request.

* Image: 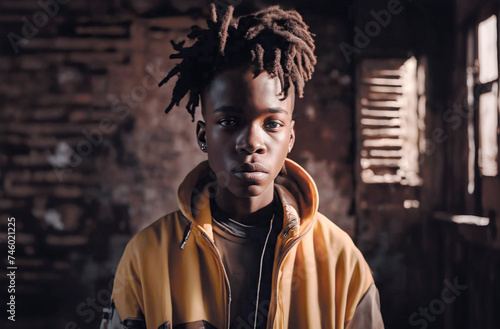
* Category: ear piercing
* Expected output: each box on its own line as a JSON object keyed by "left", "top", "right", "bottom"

{"left": 200, "top": 143, "right": 207, "bottom": 152}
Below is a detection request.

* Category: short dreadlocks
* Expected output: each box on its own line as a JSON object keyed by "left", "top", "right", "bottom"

{"left": 158, "top": 3, "right": 317, "bottom": 121}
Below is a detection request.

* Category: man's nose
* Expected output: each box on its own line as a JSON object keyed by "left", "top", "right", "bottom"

{"left": 235, "top": 124, "right": 266, "bottom": 155}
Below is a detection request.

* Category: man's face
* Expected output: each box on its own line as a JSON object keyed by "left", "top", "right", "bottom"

{"left": 198, "top": 66, "right": 295, "bottom": 198}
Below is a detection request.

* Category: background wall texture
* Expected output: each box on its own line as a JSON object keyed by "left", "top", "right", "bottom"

{"left": 1, "top": 0, "right": 499, "bottom": 329}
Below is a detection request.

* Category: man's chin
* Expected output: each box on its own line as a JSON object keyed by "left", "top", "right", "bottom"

{"left": 229, "top": 182, "right": 271, "bottom": 198}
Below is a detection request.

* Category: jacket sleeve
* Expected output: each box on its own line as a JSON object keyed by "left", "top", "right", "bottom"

{"left": 99, "top": 303, "right": 123, "bottom": 329}
{"left": 104, "top": 238, "right": 147, "bottom": 328}
{"left": 100, "top": 302, "right": 150, "bottom": 329}
{"left": 345, "top": 284, "right": 385, "bottom": 329}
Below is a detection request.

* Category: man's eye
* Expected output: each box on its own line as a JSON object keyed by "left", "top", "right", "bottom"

{"left": 265, "top": 121, "right": 283, "bottom": 129}
{"left": 219, "top": 119, "right": 237, "bottom": 127}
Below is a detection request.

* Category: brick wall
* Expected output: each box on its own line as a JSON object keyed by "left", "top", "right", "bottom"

{"left": 0, "top": 1, "right": 357, "bottom": 328}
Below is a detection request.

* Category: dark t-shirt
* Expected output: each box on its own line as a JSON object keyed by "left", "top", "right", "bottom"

{"left": 209, "top": 189, "right": 283, "bottom": 329}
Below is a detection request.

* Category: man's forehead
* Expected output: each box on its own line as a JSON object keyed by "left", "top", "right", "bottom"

{"left": 201, "top": 68, "right": 295, "bottom": 115}
{"left": 212, "top": 105, "right": 290, "bottom": 115}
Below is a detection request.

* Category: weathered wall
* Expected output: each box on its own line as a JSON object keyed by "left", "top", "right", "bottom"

{"left": 438, "top": 0, "right": 500, "bottom": 328}
{"left": 2, "top": 0, "right": 498, "bottom": 328}
{"left": 353, "top": 0, "right": 500, "bottom": 328}
{"left": 0, "top": 1, "right": 358, "bottom": 328}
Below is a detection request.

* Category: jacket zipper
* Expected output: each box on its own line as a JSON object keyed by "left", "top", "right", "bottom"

{"left": 253, "top": 215, "right": 275, "bottom": 329}
{"left": 200, "top": 231, "right": 232, "bottom": 329}
{"left": 267, "top": 223, "right": 314, "bottom": 328}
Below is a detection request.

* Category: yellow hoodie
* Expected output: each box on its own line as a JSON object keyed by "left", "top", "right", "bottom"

{"left": 106, "top": 158, "right": 381, "bottom": 329}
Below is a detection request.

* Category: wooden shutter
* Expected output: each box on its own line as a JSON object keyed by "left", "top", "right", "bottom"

{"left": 356, "top": 57, "right": 422, "bottom": 185}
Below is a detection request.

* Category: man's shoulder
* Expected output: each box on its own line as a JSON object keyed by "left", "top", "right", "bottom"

{"left": 311, "top": 212, "right": 369, "bottom": 264}
{"left": 313, "top": 212, "right": 354, "bottom": 244}
{"left": 124, "top": 209, "right": 188, "bottom": 255}
{"left": 311, "top": 212, "right": 375, "bottom": 287}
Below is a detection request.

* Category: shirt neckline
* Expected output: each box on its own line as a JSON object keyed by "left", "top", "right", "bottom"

{"left": 209, "top": 188, "right": 282, "bottom": 240}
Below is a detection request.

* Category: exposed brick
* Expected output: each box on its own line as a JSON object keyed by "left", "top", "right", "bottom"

{"left": 0, "top": 4, "right": 398, "bottom": 329}
{"left": 54, "top": 172, "right": 99, "bottom": 185}
{"left": 57, "top": 66, "right": 85, "bottom": 93}
{"left": 4, "top": 184, "right": 83, "bottom": 198}
{"left": 0, "top": 198, "right": 28, "bottom": 209}
{"left": 53, "top": 203, "right": 84, "bottom": 231}
{"left": 0, "top": 0, "right": 42, "bottom": 11}
{"left": 20, "top": 271, "right": 64, "bottom": 281}
{"left": 45, "top": 234, "right": 88, "bottom": 246}
{"left": 75, "top": 25, "right": 129, "bottom": 36}
{"left": 68, "top": 52, "right": 130, "bottom": 66}
{"left": 17, "top": 55, "right": 50, "bottom": 70}
{"left": 15, "top": 233, "right": 36, "bottom": 245}
{"left": 0, "top": 14, "right": 25, "bottom": 23}
{"left": 21, "top": 37, "right": 132, "bottom": 51}
{"left": 15, "top": 258, "right": 44, "bottom": 267}
{"left": 68, "top": 109, "right": 121, "bottom": 123}
{"left": 91, "top": 75, "right": 108, "bottom": 94}
{"left": 12, "top": 153, "right": 53, "bottom": 166}
{"left": 53, "top": 261, "right": 71, "bottom": 270}
{"left": 37, "top": 93, "right": 93, "bottom": 106}
{"left": 3, "top": 185, "right": 48, "bottom": 197}
{"left": 1, "top": 134, "right": 76, "bottom": 148}
{"left": 0, "top": 56, "right": 14, "bottom": 70}
{"left": 0, "top": 82, "right": 24, "bottom": 97}
{"left": 169, "top": 0, "right": 206, "bottom": 14}
{"left": 148, "top": 16, "right": 206, "bottom": 30}
{"left": 52, "top": 186, "right": 83, "bottom": 198}
{"left": 32, "top": 107, "right": 67, "bottom": 121}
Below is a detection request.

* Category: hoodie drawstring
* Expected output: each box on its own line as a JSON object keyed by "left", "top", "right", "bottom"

{"left": 179, "top": 223, "right": 192, "bottom": 250}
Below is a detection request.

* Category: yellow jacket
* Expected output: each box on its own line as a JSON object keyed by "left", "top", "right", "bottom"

{"left": 106, "top": 158, "right": 382, "bottom": 329}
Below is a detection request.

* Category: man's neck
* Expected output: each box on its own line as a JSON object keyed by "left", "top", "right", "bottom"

{"left": 214, "top": 184, "right": 276, "bottom": 226}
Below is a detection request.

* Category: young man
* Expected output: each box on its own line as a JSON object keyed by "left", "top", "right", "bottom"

{"left": 101, "top": 3, "right": 384, "bottom": 329}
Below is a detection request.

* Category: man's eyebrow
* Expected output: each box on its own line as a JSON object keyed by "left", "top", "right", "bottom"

{"left": 213, "top": 106, "right": 289, "bottom": 115}
{"left": 213, "top": 105, "right": 241, "bottom": 113}
{"left": 267, "top": 107, "right": 289, "bottom": 115}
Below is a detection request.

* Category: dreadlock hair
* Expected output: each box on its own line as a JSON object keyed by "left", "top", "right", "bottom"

{"left": 158, "top": 3, "right": 317, "bottom": 122}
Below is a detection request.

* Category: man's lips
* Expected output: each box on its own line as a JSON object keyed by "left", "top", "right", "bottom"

{"left": 232, "top": 162, "right": 269, "bottom": 173}
{"left": 232, "top": 162, "right": 269, "bottom": 182}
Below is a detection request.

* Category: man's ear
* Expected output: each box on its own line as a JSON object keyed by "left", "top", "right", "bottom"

{"left": 196, "top": 120, "right": 207, "bottom": 152}
{"left": 288, "top": 120, "right": 295, "bottom": 153}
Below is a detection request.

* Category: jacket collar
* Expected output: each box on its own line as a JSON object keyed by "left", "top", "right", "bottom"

{"left": 176, "top": 158, "right": 319, "bottom": 242}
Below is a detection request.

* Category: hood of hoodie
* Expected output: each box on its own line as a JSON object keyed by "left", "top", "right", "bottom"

{"left": 176, "top": 158, "right": 319, "bottom": 242}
